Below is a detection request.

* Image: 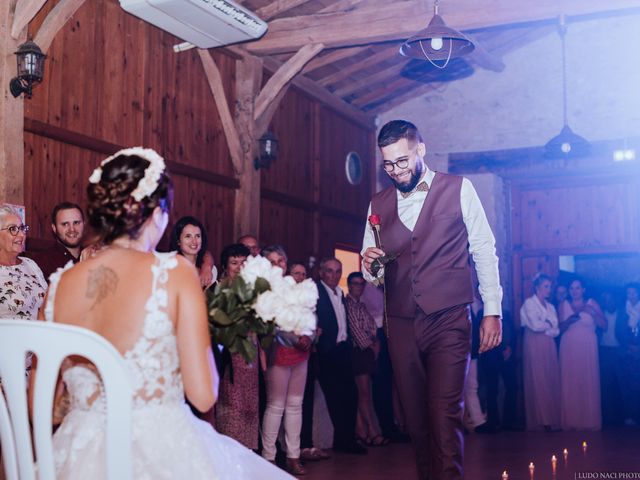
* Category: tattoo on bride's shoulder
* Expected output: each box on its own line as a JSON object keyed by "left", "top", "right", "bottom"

{"left": 86, "top": 265, "right": 118, "bottom": 310}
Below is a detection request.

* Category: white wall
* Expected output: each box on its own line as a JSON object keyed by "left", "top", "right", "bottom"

{"left": 379, "top": 14, "right": 640, "bottom": 154}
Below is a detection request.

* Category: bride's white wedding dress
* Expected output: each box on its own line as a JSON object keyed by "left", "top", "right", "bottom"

{"left": 46, "top": 251, "right": 293, "bottom": 479}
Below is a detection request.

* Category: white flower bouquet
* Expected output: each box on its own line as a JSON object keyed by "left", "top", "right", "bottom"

{"left": 207, "top": 255, "right": 318, "bottom": 364}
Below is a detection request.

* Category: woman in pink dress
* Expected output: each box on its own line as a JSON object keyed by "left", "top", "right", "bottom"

{"left": 559, "top": 278, "right": 606, "bottom": 430}
{"left": 520, "top": 273, "right": 560, "bottom": 431}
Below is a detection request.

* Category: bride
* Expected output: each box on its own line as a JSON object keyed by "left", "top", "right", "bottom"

{"left": 45, "top": 147, "right": 293, "bottom": 479}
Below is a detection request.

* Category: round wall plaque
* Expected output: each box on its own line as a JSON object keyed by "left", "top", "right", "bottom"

{"left": 345, "top": 151, "right": 363, "bottom": 185}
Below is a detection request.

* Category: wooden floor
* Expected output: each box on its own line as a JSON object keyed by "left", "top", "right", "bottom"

{"left": 301, "top": 428, "right": 640, "bottom": 479}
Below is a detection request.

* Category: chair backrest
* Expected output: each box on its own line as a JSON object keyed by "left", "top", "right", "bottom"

{"left": 0, "top": 319, "right": 132, "bottom": 480}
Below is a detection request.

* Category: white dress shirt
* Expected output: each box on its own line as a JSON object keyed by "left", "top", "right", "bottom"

{"left": 361, "top": 167, "right": 503, "bottom": 317}
{"left": 520, "top": 295, "right": 559, "bottom": 337}
{"left": 321, "top": 280, "right": 348, "bottom": 344}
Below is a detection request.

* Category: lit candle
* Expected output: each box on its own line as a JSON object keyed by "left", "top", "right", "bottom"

{"left": 563, "top": 448, "right": 569, "bottom": 467}
{"left": 502, "top": 471, "right": 509, "bottom": 480}
{"left": 582, "top": 441, "right": 588, "bottom": 452}
{"left": 551, "top": 455, "right": 557, "bottom": 475}
{"left": 529, "top": 462, "right": 535, "bottom": 477}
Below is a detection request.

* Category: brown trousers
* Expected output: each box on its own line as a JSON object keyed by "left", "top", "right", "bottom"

{"left": 387, "top": 304, "right": 471, "bottom": 480}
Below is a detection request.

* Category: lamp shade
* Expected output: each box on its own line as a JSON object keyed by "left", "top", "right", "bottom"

{"left": 400, "top": 14, "right": 475, "bottom": 61}
{"left": 544, "top": 124, "right": 591, "bottom": 158}
{"left": 15, "top": 40, "right": 46, "bottom": 82}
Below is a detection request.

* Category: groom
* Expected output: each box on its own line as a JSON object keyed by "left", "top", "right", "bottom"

{"left": 361, "top": 120, "right": 502, "bottom": 479}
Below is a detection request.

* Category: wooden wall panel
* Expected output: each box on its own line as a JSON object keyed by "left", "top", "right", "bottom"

{"left": 22, "top": 0, "right": 377, "bottom": 271}
{"left": 515, "top": 180, "right": 640, "bottom": 252}
{"left": 511, "top": 175, "right": 640, "bottom": 328}
{"left": 260, "top": 199, "right": 315, "bottom": 262}
{"left": 319, "top": 215, "right": 366, "bottom": 262}
{"left": 24, "top": 134, "right": 102, "bottom": 238}
{"left": 25, "top": 0, "right": 236, "bottom": 177}
{"left": 168, "top": 175, "right": 236, "bottom": 258}
{"left": 318, "top": 105, "right": 373, "bottom": 217}
{"left": 262, "top": 89, "right": 315, "bottom": 201}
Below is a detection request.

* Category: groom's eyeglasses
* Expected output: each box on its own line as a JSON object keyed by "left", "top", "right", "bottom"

{"left": 382, "top": 158, "right": 409, "bottom": 172}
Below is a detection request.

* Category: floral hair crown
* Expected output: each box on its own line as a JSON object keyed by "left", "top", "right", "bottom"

{"left": 89, "top": 147, "right": 166, "bottom": 202}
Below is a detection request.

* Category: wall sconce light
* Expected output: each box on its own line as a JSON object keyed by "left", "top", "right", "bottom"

{"left": 10, "top": 40, "right": 46, "bottom": 99}
{"left": 254, "top": 131, "right": 278, "bottom": 170}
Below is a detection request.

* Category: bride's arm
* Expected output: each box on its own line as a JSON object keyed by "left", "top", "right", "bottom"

{"left": 174, "top": 258, "right": 218, "bottom": 413}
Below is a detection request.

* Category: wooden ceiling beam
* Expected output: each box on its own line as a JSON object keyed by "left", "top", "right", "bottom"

{"left": 246, "top": 0, "right": 640, "bottom": 55}
{"left": 254, "top": 43, "right": 323, "bottom": 123}
{"left": 262, "top": 56, "right": 375, "bottom": 129}
{"left": 317, "top": 0, "right": 366, "bottom": 14}
{"left": 256, "top": 0, "right": 312, "bottom": 21}
{"left": 351, "top": 76, "right": 412, "bottom": 108}
{"left": 317, "top": 46, "right": 399, "bottom": 88}
{"left": 11, "top": 0, "right": 47, "bottom": 39}
{"left": 197, "top": 49, "right": 244, "bottom": 174}
{"left": 301, "top": 46, "right": 368, "bottom": 74}
{"left": 367, "top": 82, "right": 439, "bottom": 114}
{"left": 332, "top": 59, "right": 409, "bottom": 98}
{"left": 34, "top": 0, "right": 88, "bottom": 52}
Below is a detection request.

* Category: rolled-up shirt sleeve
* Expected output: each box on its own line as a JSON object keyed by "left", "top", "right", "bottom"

{"left": 461, "top": 178, "right": 503, "bottom": 317}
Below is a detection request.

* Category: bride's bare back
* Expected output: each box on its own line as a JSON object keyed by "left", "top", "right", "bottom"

{"left": 51, "top": 248, "right": 217, "bottom": 411}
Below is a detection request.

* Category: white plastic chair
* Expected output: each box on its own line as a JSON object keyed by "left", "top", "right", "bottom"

{"left": 0, "top": 319, "right": 132, "bottom": 480}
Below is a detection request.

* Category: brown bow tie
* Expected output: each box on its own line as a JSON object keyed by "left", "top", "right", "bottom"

{"left": 400, "top": 181, "right": 429, "bottom": 199}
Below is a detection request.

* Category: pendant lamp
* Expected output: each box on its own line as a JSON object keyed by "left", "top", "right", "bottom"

{"left": 400, "top": 0, "right": 475, "bottom": 69}
{"left": 544, "top": 16, "right": 590, "bottom": 159}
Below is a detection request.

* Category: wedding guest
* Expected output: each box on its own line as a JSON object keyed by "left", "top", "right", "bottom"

{"left": 296, "top": 260, "right": 331, "bottom": 463}
{"left": 169, "top": 216, "right": 217, "bottom": 289}
{"left": 261, "top": 248, "right": 314, "bottom": 476}
{"left": 27, "top": 201, "right": 84, "bottom": 280}
{"left": 599, "top": 290, "right": 625, "bottom": 426}
{"left": 315, "top": 257, "right": 366, "bottom": 455}
{"left": 620, "top": 283, "right": 640, "bottom": 426}
{"left": 238, "top": 234, "right": 261, "bottom": 257}
{"left": 0, "top": 204, "right": 47, "bottom": 321}
{"left": 465, "top": 292, "right": 488, "bottom": 433}
{"left": 559, "top": 278, "right": 605, "bottom": 431}
{"left": 554, "top": 284, "right": 568, "bottom": 309}
{"left": 346, "top": 272, "right": 388, "bottom": 446}
{"left": 262, "top": 244, "right": 287, "bottom": 272}
{"left": 42, "top": 148, "right": 291, "bottom": 478}
{"left": 520, "top": 273, "right": 561, "bottom": 431}
{"left": 498, "top": 310, "right": 520, "bottom": 430}
{"left": 360, "top": 282, "right": 398, "bottom": 442}
{"left": 215, "top": 243, "right": 262, "bottom": 449}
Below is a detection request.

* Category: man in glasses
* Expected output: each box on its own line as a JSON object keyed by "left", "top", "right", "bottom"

{"left": 28, "top": 202, "right": 85, "bottom": 280}
{"left": 360, "top": 120, "right": 502, "bottom": 480}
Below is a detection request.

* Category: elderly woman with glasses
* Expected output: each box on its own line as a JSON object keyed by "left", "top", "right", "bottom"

{"left": 0, "top": 204, "right": 47, "bottom": 321}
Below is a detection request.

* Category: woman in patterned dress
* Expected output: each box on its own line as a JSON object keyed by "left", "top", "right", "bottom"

{"left": 0, "top": 204, "right": 47, "bottom": 321}
{"left": 214, "top": 243, "right": 261, "bottom": 450}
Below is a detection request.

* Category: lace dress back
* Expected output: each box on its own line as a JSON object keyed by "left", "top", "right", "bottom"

{"left": 46, "top": 252, "right": 182, "bottom": 412}
{"left": 48, "top": 251, "right": 294, "bottom": 480}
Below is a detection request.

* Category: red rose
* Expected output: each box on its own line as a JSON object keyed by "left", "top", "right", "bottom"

{"left": 368, "top": 214, "right": 381, "bottom": 226}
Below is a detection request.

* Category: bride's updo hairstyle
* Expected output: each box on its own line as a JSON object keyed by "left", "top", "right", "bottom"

{"left": 87, "top": 147, "right": 172, "bottom": 245}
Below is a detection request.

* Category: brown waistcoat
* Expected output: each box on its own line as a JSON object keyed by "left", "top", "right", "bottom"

{"left": 371, "top": 172, "right": 474, "bottom": 318}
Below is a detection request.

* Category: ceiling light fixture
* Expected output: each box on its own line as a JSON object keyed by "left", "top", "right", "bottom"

{"left": 399, "top": 0, "right": 475, "bottom": 69}
{"left": 544, "top": 16, "right": 590, "bottom": 159}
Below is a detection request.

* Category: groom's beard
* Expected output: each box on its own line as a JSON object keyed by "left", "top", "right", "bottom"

{"left": 392, "top": 161, "right": 424, "bottom": 193}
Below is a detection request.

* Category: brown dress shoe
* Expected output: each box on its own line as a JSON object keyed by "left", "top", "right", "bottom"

{"left": 286, "top": 458, "right": 307, "bottom": 476}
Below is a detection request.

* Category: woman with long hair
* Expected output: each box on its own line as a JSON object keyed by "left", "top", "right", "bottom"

{"left": 559, "top": 277, "right": 605, "bottom": 430}
{"left": 169, "top": 216, "right": 217, "bottom": 289}
{"left": 45, "top": 148, "right": 292, "bottom": 479}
